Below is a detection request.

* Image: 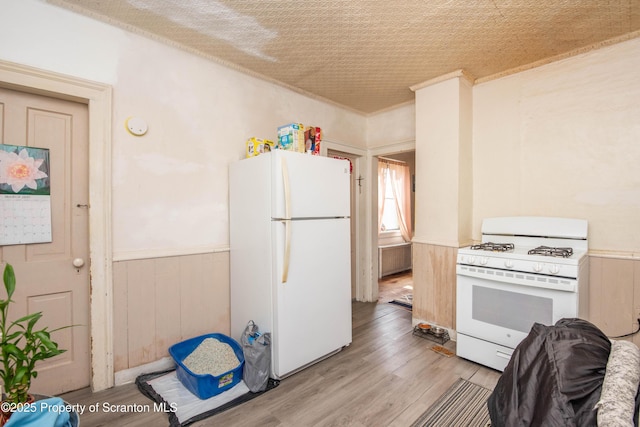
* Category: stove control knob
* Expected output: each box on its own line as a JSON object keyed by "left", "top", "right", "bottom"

{"left": 480, "top": 257, "right": 489, "bottom": 266}
{"left": 549, "top": 265, "right": 560, "bottom": 274}
{"left": 505, "top": 260, "right": 514, "bottom": 269}
{"left": 469, "top": 256, "right": 476, "bottom": 264}
{"left": 533, "top": 263, "right": 544, "bottom": 273}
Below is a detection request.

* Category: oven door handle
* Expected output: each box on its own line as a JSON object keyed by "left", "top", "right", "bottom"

{"left": 496, "top": 350, "right": 513, "bottom": 360}
{"left": 456, "top": 265, "right": 577, "bottom": 292}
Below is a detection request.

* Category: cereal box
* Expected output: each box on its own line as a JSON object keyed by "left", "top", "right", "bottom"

{"left": 304, "top": 126, "right": 322, "bottom": 155}
{"left": 246, "top": 137, "right": 275, "bottom": 158}
{"left": 277, "top": 123, "right": 305, "bottom": 152}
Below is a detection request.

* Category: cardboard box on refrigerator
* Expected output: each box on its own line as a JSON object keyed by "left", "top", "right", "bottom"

{"left": 305, "top": 126, "right": 321, "bottom": 155}
{"left": 246, "top": 137, "right": 275, "bottom": 158}
{"left": 277, "top": 123, "right": 305, "bottom": 152}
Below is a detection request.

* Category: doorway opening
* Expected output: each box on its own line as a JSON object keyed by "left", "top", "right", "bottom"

{"left": 327, "top": 149, "right": 359, "bottom": 300}
{"left": 375, "top": 150, "right": 415, "bottom": 307}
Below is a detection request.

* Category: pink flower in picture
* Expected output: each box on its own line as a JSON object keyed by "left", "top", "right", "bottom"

{"left": 0, "top": 148, "right": 49, "bottom": 193}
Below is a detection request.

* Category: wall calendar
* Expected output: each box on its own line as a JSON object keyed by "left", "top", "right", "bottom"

{"left": 0, "top": 144, "right": 52, "bottom": 245}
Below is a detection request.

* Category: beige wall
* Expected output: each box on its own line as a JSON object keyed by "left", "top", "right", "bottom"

{"left": 414, "top": 76, "right": 473, "bottom": 247}
{"left": 472, "top": 37, "right": 640, "bottom": 254}
{"left": 2, "top": 0, "right": 368, "bottom": 262}
{"left": 366, "top": 103, "right": 416, "bottom": 149}
{"left": 1, "top": 1, "right": 369, "bottom": 375}
{"left": 466, "top": 37, "right": 640, "bottom": 334}
{"left": 412, "top": 37, "right": 640, "bottom": 330}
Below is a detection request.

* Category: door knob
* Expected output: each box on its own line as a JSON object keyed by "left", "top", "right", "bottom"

{"left": 73, "top": 258, "right": 85, "bottom": 268}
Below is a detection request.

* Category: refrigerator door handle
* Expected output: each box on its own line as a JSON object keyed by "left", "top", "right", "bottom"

{"left": 281, "top": 220, "right": 291, "bottom": 283}
{"left": 281, "top": 157, "right": 292, "bottom": 220}
{"left": 281, "top": 158, "right": 292, "bottom": 283}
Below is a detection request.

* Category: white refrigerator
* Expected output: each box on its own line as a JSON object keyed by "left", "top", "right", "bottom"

{"left": 229, "top": 150, "right": 352, "bottom": 379}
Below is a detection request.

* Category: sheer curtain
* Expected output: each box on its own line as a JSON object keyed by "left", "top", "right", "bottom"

{"left": 388, "top": 162, "right": 412, "bottom": 242}
{"left": 378, "top": 160, "right": 413, "bottom": 242}
{"left": 377, "top": 161, "right": 387, "bottom": 234}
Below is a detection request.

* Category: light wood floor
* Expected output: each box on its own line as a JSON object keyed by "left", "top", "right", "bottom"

{"left": 61, "top": 301, "right": 500, "bottom": 426}
{"left": 378, "top": 271, "right": 413, "bottom": 304}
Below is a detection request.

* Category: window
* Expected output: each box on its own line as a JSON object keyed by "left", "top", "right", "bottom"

{"left": 377, "top": 159, "right": 412, "bottom": 242}
{"left": 380, "top": 168, "right": 399, "bottom": 231}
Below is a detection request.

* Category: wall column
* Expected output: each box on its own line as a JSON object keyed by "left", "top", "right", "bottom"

{"left": 410, "top": 70, "right": 473, "bottom": 329}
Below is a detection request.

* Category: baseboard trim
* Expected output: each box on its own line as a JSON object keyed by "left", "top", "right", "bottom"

{"left": 114, "top": 356, "right": 175, "bottom": 386}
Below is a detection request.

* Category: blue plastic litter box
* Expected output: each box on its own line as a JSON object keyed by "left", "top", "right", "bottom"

{"left": 169, "top": 333, "right": 244, "bottom": 399}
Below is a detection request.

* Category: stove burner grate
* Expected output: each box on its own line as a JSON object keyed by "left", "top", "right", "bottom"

{"left": 470, "top": 242, "right": 514, "bottom": 252}
{"left": 528, "top": 246, "right": 573, "bottom": 258}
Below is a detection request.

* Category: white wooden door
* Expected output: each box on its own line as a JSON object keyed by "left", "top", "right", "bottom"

{"left": 0, "top": 87, "right": 90, "bottom": 395}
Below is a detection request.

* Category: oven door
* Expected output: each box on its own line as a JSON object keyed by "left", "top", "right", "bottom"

{"left": 456, "top": 268, "right": 579, "bottom": 350}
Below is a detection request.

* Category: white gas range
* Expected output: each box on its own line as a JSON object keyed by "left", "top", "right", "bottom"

{"left": 456, "top": 216, "right": 589, "bottom": 371}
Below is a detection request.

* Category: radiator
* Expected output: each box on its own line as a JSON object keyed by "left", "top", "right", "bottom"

{"left": 378, "top": 243, "right": 412, "bottom": 278}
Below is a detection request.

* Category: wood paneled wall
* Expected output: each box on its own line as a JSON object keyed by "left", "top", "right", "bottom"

{"left": 412, "top": 242, "right": 457, "bottom": 328}
{"left": 112, "top": 251, "right": 230, "bottom": 371}
{"left": 589, "top": 255, "right": 640, "bottom": 347}
{"left": 111, "top": 249, "right": 639, "bottom": 373}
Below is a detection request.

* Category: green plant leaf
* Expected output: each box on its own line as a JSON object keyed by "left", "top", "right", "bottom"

{"left": 12, "top": 312, "right": 42, "bottom": 327}
{"left": 3, "top": 343, "right": 25, "bottom": 359}
{"left": 36, "top": 334, "right": 58, "bottom": 351}
{"left": 4, "top": 330, "right": 24, "bottom": 341}
{"left": 26, "top": 313, "right": 43, "bottom": 331}
{"left": 3, "top": 263, "right": 16, "bottom": 299}
{"left": 13, "top": 366, "right": 29, "bottom": 384}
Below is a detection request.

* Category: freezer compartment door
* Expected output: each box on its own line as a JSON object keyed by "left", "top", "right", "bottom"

{"left": 272, "top": 151, "right": 350, "bottom": 219}
{"left": 271, "top": 217, "right": 352, "bottom": 378}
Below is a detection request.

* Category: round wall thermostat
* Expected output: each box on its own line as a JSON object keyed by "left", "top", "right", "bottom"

{"left": 125, "top": 117, "right": 148, "bottom": 136}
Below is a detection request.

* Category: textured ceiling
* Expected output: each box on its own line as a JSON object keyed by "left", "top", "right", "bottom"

{"left": 47, "top": 0, "right": 640, "bottom": 114}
